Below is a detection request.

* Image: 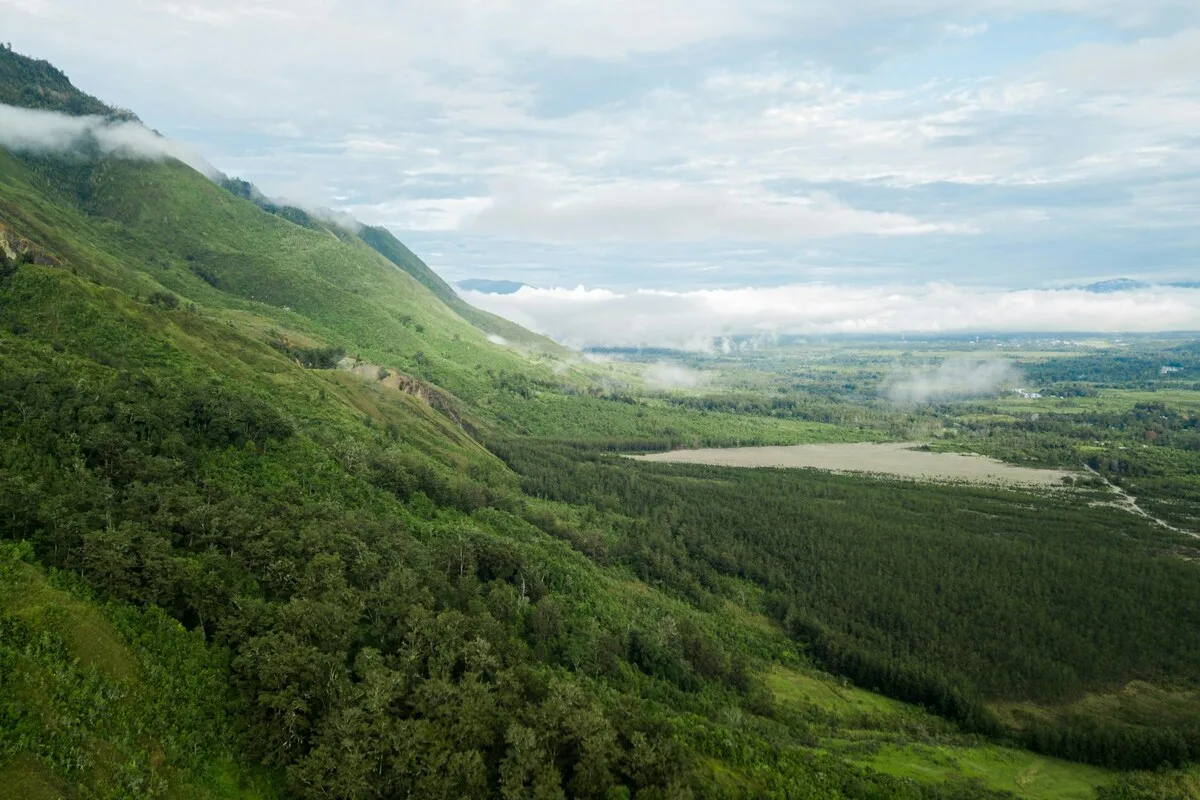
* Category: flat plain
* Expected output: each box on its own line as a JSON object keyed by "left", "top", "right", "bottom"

{"left": 631, "top": 441, "right": 1078, "bottom": 486}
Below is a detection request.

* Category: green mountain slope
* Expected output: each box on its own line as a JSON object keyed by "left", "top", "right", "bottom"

{"left": 4, "top": 153, "right": 542, "bottom": 398}
{"left": 0, "top": 44, "right": 135, "bottom": 119}
{"left": 0, "top": 543, "right": 272, "bottom": 799}
{"left": 0, "top": 256, "right": 985, "bottom": 799}
{"left": 357, "top": 223, "right": 559, "bottom": 349}
{"left": 0, "top": 49, "right": 944, "bottom": 799}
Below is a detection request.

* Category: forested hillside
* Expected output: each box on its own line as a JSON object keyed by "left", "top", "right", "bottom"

{"left": 1, "top": 46, "right": 1198, "bottom": 800}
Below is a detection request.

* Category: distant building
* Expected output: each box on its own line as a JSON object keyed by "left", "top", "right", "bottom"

{"left": 1161, "top": 365, "right": 1182, "bottom": 375}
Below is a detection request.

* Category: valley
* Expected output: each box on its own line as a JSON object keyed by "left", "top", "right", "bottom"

{"left": 0, "top": 45, "right": 1198, "bottom": 800}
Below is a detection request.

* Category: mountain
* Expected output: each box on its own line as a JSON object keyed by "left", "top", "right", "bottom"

{"left": 1081, "top": 278, "right": 1149, "bottom": 293}
{"left": 356, "top": 226, "right": 555, "bottom": 348}
{"left": 458, "top": 278, "right": 531, "bottom": 295}
{"left": 0, "top": 43, "right": 136, "bottom": 120}
{"left": 1079, "top": 278, "right": 1200, "bottom": 293}
{"left": 0, "top": 48, "right": 866, "bottom": 799}
{"left": 216, "top": 175, "right": 561, "bottom": 351}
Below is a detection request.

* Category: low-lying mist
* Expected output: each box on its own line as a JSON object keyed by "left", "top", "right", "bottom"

{"left": 644, "top": 362, "right": 710, "bottom": 390}
{"left": 0, "top": 103, "right": 215, "bottom": 176}
{"left": 885, "top": 358, "right": 1021, "bottom": 404}
{"left": 461, "top": 282, "right": 1200, "bottom": 350}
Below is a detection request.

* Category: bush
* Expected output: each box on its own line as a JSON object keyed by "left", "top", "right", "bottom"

{"left": 146, "top": 291, "right": 180, "bottom": 310}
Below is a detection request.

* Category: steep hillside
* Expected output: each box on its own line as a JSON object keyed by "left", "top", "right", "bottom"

{"left": 358, "top": 223, "right": 561, "bottom": 349}
{"left": 0, "top": 49, "right": 947, "bottom": 799}
{"left": 0, "top": 44, "right": 135, "bottom": 119}
{"left": 218, "top": 176, "right": 560, "bottom": 351}
{"left": 2, "top": 153, "right": 547, "bottom": 400}
{"left": 0, "top": 543, "right": 271, "bottom": 799}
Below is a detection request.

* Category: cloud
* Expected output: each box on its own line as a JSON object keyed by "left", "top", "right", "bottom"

{"left": 0, "top": 103, "right": 216, "bottom": 176}
{"left": 885, "top": 358, "right": 1020, "bottom": 404}
{"left": 1039, "top": 29, "right": 1200, "bottom": 91}
{"left": 463, "top": 177, "right": 961, "bottom": 242}
{"left": 644, "top": 362, "right": 711, "bottom": 390}
{"left": 462, "top": 283, "right": 1200, "bottom": 350}
{"left": 6, "top": 1, "right": 1200, "bottom": 290}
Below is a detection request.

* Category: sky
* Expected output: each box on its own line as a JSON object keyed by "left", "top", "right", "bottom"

{"left": 3, "top": 0, "right": 1200, "bottom": 345}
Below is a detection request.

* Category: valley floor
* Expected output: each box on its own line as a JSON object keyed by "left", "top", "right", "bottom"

{"left": 629, "top": 441, "right": 1078, "bottom": 487}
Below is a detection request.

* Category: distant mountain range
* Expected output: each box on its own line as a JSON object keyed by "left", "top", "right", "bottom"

{"left": 456, "top": 276, "right": 1200, "bottom": 296}
{"left": 1080, "top": 278, "right": 1200, "bottom": 293}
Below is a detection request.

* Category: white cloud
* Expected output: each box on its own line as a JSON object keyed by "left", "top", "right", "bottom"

{"left": 0, "top": 103, "right": 216, "bottom": 176}
{"left": 1, "top": 0, "right": 48, "bottom": 11}
{"left": 945, "top": 22, "right": 989, "bottom": 39}
{"left": 463, "top": 283, "right": 1200, "bottom": 349}
{"left": 4, "top": 1, "right": 1200, "bottom": 286}
{"left": 463, "top": 177, "right": 960, "bottom": 242}
{"left": 1040, "top": 29, "right": 1200, "bottom": 91}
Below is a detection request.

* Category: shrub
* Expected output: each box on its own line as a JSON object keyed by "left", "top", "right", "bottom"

{"left": 146, "top": 291, "right": 180, "bottom": 310}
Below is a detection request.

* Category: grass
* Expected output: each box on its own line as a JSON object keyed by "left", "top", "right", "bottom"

{"left": 0, "top": 755, "right": 64, "bottom": 800}
{"left": 986, "top": 390, "right": 1200, "bottom": 416}
{"left": 766, "top": 664, "right": 1118, "bottom": 798}
{"left": 720, "top": 599, "right": 780, "bottom": 637}
{"left": 167, "top": 759, "right": 279, "bottom": 800}
{"left": 0, "top": 545, "right": 276, "bottom": 799}
{"left": 855, "top": 743, "right": 1111, "bottom": 800}
{"left": 991, "top": 681, "right": 1200, "bottom": 733}
{"left": 0, "top": 561, "right": 139, "bottom": 682}
{"left": 766, "top": 665, "right": 917, "bottom": 720}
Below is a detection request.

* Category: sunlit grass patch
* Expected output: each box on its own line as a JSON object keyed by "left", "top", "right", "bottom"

{"left": 854, "top": 742, "right": 1111, "bottom": 800}
{"left": 766, "top": 665, "right": 912, "bottom": 719}
{"left": 0, "top": 755, "right": 64, "bottom": 800}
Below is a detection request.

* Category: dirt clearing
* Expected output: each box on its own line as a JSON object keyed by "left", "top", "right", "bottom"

{"left": 630, "top": 442, "right": 1077, "bottom": 487}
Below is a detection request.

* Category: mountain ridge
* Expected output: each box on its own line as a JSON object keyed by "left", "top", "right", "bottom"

{"left": 0, "top": 43, "right": 137, "bottom": 120}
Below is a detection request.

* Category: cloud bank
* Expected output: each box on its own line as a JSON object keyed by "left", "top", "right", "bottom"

{"left": 6, "top": 1, "right": 1200, "bottom": 288}
{"left": 885, "top": 358, "right": 1021, "bottom": 404}
{"left": 464, "top": 179, "right": 960, "bottom": 242}
{"left": 0, "top": 104, "right": 215, "bottom": 176}
{"left": 462, "top": 283, "right": 1200, "bottom": 350}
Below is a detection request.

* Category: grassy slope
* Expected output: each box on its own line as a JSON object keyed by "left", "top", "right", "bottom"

{"left": 0, "top": 179, "right": 949, "bottom": 799}
{"left": 766, "top": 666, "right": 1112, "bottom": 800}
{"left": 3, "top": 146, "right": 866, "bottom": 449}
{"left": 0, "top": 544, "right": 273, "bottom": 799}
{"left": 357, "top": 223, "right": 562, "bottom": 350}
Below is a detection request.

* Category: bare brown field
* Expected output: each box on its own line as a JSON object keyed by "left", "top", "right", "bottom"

{"left": 630, "top": 442, "right": 1077, "bottom": 487}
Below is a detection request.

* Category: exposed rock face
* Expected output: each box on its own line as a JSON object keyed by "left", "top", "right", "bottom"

{"left": 338, "top": 356, "right": 469, "bottom": 430}
{"left": 0, "top": 224, "right": 60, "bottom": 267}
